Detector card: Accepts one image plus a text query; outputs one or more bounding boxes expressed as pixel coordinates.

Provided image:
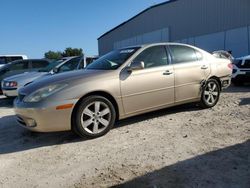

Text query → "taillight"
[228,63,233,69]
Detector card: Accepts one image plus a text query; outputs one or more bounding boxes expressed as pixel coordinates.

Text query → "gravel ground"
[0,86,249,188]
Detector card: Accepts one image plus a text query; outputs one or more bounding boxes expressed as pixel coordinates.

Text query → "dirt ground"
[0,86,249,188]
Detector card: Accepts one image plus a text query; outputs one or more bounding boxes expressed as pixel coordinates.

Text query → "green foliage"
[44,48,84,60]
[62,48,84,57]
[44,51,62,60]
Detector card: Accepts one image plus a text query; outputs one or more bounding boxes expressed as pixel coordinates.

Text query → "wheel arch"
[71,91,120,129]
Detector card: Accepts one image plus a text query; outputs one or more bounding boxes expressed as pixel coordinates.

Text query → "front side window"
[58,57,81,73]
[86,47,140,70]
[169,45,199,64]
[133,46,168,69]
[38,60,63,72]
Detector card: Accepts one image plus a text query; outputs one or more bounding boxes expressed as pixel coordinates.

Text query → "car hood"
[4,71,49,82]
[19,69,114,95]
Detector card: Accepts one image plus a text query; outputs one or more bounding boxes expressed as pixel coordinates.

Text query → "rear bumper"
[220,76,231,89]
[2,88,18,97]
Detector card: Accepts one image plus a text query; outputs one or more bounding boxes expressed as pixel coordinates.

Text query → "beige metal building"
[98,0,250,57]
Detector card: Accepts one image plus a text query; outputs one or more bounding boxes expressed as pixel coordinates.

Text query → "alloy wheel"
[204,82,219,105]
[80,101,111,134]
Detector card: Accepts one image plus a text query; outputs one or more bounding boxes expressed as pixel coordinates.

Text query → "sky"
[0,0,167,58]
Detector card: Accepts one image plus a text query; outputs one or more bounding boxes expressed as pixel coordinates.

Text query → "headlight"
[4,81,18,87]
[23,83,67,103]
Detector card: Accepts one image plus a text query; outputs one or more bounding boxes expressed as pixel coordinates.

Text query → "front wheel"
[200,79,220,108]
[73,96,116,138]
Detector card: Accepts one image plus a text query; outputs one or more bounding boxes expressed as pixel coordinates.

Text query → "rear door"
[168,45,210,103]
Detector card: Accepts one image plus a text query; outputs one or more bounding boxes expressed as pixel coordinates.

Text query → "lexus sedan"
[2,56,84,97]
[14,43,232,138]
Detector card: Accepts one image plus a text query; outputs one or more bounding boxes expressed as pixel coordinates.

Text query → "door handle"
[201,65,208,69]
[163,70,173,75]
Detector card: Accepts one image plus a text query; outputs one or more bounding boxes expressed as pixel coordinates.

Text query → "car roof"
[118,42,198,49]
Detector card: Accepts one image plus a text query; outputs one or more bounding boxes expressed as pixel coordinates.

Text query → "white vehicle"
[0,55,28,67]
[232,55,250,85]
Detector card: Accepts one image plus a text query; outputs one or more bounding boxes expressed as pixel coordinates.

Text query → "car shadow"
[116,103,202,128]
[113,140,250,188]
[239,98,250,106]
[0,96,15,108]
[0,115,82,154]
[224,85,250,93]
[0,103,202,155]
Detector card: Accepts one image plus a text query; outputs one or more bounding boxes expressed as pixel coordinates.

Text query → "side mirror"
[52,67,59,74]
[128,61,145,72]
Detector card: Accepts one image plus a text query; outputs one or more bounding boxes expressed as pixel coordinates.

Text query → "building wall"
[98,0,250,57]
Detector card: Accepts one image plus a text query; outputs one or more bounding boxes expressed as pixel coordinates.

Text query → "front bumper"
[14,98,78,132]
[2,88,18,97]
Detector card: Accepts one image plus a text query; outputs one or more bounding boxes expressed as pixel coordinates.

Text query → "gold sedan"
[14,43,232,138]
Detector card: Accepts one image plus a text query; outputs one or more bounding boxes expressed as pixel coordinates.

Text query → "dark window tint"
[0,57,6,64]
[0,56,23,65]
[31,60,50,69]
[7,56,23,62]
[58,57,81,73]
[243,59,250,68]
[133,46,168,69]
[169,45,198,64]
[9,61,29,70]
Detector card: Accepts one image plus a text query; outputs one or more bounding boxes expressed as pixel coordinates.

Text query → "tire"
[200,79,221,108]
[72,95,116,138]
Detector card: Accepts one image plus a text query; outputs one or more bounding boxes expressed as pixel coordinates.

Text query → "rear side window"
[9,61,29,70]
[31,60,50,69]
[133,46,168,69]
[169,45,199,64]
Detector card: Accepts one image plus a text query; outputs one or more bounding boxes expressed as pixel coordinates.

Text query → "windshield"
[38,59,65,72]
[86,47,140,70]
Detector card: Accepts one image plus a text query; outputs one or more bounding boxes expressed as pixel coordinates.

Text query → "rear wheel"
[73,95,116,138]
[200,79,220,108]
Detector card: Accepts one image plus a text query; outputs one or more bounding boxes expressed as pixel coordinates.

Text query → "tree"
[44,51,62,60]
[44,48,84,60]
[62,48,83,57]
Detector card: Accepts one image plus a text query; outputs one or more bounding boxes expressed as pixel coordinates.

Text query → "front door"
[120,45,175,116]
